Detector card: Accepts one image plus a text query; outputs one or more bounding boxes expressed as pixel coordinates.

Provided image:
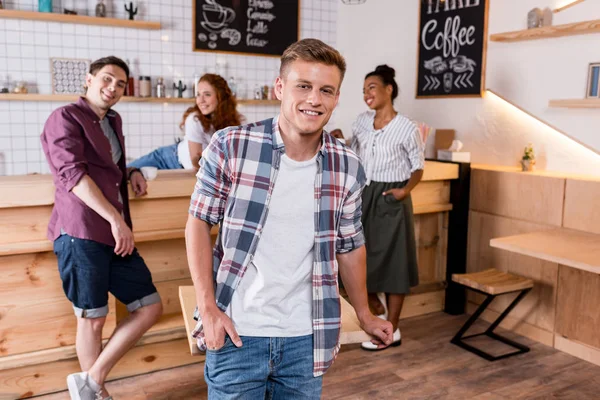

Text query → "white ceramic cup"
[140,166,158,181]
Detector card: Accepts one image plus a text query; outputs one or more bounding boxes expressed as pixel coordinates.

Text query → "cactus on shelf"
[124,1,138,20]
[173,80,187,98]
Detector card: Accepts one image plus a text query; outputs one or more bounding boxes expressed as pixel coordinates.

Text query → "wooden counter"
[467,166,600,368]
[490,229,600,274]
[0,160,458,398]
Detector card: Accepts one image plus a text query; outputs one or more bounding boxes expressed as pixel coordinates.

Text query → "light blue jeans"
[204,334,322,400]
[127,143,182,170]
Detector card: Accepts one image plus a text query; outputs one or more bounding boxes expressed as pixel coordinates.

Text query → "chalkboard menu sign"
[416,0,489,98]
[193,0,299,57]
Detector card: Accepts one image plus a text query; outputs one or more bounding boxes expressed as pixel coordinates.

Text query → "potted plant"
[521,143,535,172]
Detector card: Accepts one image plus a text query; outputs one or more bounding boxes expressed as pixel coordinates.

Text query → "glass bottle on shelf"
[228,77,237,98]
[193,73,200,97]
[253,84,262,100]
[156,77,165,98]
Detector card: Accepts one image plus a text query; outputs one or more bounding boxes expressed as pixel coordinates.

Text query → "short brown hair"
[89,56,129,81]
[280,38,346,83]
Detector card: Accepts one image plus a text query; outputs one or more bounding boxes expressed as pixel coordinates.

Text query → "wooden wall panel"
[0,197,190,247]
[155,279,194,316]
[415,213,442,283]
[130,198,190,233]
[555,266,600,349]
[0,206,51,244]
[563,179,600,235]
[467,211,559,333]
[0,252,116,356]
[137,239,190,282]
[412,181,450,206]
[469,169,565,226]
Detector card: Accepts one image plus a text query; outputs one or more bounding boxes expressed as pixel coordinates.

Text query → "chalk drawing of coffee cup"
[201,0,236,33]
[443,72,453,93]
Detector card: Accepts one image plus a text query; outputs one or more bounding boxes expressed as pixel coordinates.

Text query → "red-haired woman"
[128,74,242,171]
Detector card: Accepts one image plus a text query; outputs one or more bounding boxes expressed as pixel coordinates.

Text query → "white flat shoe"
[361,328,401,351]
[376,292,388,319]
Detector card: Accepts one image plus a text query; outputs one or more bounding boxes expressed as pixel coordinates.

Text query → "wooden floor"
[35,312,600,399]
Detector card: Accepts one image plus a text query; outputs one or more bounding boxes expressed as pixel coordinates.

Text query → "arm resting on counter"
[188,141,203,171]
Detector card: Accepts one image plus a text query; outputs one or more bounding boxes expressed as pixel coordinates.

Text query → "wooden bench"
[179,286,372,355]
[451,269,534,361]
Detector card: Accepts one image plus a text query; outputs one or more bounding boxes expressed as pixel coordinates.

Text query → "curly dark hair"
[180,74,242,133]
[365,64,398,102]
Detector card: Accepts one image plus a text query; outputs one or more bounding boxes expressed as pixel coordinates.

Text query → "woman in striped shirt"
[350,65,425,350]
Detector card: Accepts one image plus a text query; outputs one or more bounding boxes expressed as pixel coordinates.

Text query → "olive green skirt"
[362,180,419,294]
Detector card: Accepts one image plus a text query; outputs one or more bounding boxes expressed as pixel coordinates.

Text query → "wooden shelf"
[0,9,161,29]
[490,228,600,275]
[0,93,280,105]
[490,18,600,42]
[549,98,600,109]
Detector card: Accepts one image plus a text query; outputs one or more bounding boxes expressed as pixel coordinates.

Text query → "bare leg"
[76,316,105,371]
[367,293,386,316]
[386,294,405,332]
[75,316,111,395]
[88,302,163,387]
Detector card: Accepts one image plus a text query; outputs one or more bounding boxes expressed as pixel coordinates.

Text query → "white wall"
[0,0,339,175]
[336,0,600,175]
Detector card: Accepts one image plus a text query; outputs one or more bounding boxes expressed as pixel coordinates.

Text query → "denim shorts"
[54,234,161,318]
[204,334,322,399]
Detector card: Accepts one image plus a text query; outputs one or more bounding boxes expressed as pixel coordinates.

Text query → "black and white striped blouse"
[351,110,425,184]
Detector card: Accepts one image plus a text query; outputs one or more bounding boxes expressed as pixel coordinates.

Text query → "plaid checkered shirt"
[189,116,366,376]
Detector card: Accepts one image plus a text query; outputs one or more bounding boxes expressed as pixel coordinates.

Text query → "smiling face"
[196,80,218,115]
[275,59,341,138]
[363,75,393,110]
[84,64,127,112]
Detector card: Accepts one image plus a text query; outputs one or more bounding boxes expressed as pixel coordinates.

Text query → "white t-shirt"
[177,113,214,170]
[227,152,318,337]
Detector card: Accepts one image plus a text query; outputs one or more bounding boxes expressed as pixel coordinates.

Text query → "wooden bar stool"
[450,268,534,361]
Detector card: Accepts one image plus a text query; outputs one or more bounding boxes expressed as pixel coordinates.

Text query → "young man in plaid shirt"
[186,38,393,399]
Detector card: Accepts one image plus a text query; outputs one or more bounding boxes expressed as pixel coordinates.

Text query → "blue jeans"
[204,334,322,400]
[128,143,182,170]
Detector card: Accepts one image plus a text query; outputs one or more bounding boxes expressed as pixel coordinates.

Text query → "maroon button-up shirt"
[41,97,132,246]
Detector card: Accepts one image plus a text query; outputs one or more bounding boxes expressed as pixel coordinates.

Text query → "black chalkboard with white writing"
[193,0,299,57]
[416,0,488,98]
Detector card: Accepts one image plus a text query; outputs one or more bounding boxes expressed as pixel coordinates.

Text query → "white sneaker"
[360,328,402,351]
[66,372,105,400]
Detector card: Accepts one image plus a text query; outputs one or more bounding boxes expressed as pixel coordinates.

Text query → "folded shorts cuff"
[126,292,162,313]
[73,304,108,318]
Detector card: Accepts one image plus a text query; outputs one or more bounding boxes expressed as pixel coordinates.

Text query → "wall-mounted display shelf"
[0,93,280,105]
[490,18,600,42]
[549,99,600,109]
[0,9,161,30]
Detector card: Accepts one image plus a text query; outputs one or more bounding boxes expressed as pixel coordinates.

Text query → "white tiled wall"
[0,0,339,175]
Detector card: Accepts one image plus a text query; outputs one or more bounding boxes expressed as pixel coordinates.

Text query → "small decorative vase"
[521,159,535,172]
[39,0,52,13]
[95,0,107,17]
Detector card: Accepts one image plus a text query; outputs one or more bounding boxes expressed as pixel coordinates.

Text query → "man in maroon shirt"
[41,56,163,400]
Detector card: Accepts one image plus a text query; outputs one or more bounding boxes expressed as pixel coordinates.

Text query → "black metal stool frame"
[451,286,532,361]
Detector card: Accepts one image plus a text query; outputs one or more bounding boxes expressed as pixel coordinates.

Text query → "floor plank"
[34,312,600,400]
